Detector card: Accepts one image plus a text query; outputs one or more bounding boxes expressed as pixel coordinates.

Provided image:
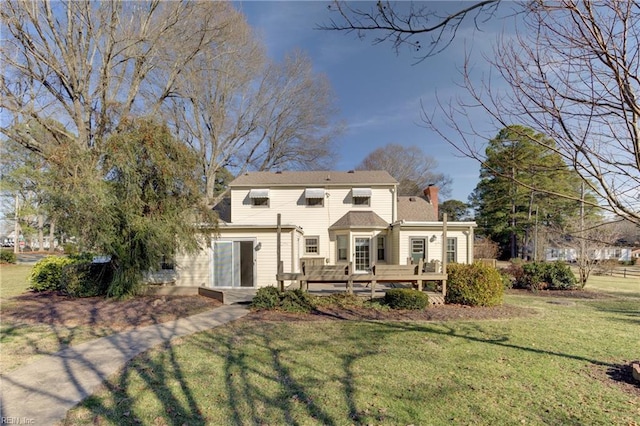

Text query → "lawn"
[585,273,640,297]
[0,263,32,298]
[64,283,640,425]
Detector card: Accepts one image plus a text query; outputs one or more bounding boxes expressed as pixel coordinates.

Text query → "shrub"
[29,256,75,291]
[62,243,78,255]
[520,262,548,291]
[446,263,504,307]
[251,287,316,313]
[385,288,429,310]
[314,293,363,308]
[0,249,17,264]
[251,286,282,310]
[519,262,577,290]
[279,289,316,313]
[62,261,113,297]
[502,261,525,289]
[499,271,514,289]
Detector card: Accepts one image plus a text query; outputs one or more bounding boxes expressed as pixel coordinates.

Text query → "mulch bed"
[2,291,221,330]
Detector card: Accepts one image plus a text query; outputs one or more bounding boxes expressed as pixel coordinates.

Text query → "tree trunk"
[38,214,44,251]
[48,220,56,253]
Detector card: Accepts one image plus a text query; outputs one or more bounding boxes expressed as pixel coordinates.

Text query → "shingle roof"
[230,170,397,186]
[213,197,231,223]
[329,211,390,230]
[397,196,437,221]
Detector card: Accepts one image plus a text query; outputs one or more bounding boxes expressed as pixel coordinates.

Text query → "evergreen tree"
[470,126,587,259]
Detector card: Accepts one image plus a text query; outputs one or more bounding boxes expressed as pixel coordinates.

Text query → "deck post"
[417,258,424,291]
[277,214,283,291]
[347,262,353,294]
[442,213,448,298]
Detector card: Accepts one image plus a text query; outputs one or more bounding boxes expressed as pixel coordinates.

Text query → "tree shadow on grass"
[1,294,221,424]
[606,361,640,391]
[586,299,640,326]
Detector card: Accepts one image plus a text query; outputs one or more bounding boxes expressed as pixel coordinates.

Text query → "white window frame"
[352,188,371,207]
[306,197,324,207]
[446,237,457,263]
[305,188,325,207]
[336,235,348,262]
[249,189,270,207]
[252,197,269,207]
[305,236,320,254]
[377,235,386,262]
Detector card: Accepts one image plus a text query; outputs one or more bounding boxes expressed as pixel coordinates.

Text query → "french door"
[354,237,371,272]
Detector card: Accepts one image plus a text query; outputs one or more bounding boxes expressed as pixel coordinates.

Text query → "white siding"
[174,229,302,288]
[174,247,210,288]
[397,227,473,265]
[230,185,394,267]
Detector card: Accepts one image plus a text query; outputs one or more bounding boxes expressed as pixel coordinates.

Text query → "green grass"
[65,290,640,424]
[585,273,640,298]
[0,264,32,298]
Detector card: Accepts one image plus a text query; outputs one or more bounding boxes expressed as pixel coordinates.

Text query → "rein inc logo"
[1,419,34,425]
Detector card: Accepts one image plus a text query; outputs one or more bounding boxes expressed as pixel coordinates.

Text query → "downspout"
[391,187,396,223]
[467,225,474,263]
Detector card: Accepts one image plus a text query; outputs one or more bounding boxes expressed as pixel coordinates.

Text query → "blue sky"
[237,1,514,202]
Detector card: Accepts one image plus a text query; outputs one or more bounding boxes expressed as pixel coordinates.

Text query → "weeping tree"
[97,119,214,297]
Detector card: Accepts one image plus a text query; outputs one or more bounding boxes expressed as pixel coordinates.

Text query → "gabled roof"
[397,196,437,221]
[329,211,390,230]
[230,170,397,186]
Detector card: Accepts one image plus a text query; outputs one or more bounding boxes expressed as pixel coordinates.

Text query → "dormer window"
[352,188,371,206]
[249,188,269,207]
[305,188,325,207]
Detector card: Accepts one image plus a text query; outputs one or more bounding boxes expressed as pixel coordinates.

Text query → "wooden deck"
[277,259,447,302]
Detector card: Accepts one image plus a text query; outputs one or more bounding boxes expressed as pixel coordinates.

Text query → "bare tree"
[166,43,342,205]
[320,1,501,62]
[322,1,639,224]
[1,1,342,208]
[551,219,622,288]
[356,143,451,196]
[422,1,640,225]
[0,1,236,162]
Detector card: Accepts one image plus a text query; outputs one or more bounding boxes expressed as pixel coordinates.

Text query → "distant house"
[169,170,476,289]
[545,247,633,263]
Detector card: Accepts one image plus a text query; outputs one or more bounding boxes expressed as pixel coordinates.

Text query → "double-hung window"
[249,189,269,207]
[352,188,371,206]
[336,235,348,261]
[305,188,325,207]
[446,237,457,263]
[377,235,386,261]
[305,237,319,254]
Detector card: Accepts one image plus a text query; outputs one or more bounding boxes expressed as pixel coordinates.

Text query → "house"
[170,170,477,289]
[545,246,633,263]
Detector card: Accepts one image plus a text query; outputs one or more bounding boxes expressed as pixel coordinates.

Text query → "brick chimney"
[423,185,439,219]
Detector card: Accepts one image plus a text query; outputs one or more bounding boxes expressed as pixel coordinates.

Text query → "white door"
[354,237,371,272]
